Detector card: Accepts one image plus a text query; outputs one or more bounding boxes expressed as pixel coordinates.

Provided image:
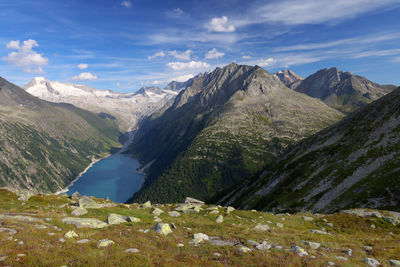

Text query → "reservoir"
[66,154,144,203]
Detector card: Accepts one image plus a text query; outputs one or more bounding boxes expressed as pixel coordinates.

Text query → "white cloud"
[6,40,20,50]
[2,39,48,73]
[77,63,88,69]
[168,49,192,60]
[253,0,400,25]
[71,72,98,81]
[121,0,131,8]
[205,48,225,59]
[148,51,166,60]
[166,61,210,71]
[256,58,276,67]
[394,56,400,63]
[169,74,194,82]
[242,55,251,59]
[207,16,235,32]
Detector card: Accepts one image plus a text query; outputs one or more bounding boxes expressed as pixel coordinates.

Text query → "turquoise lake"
[67,154,144,203]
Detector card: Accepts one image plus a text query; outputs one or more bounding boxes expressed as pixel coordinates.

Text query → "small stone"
[326,223,333,227]
[125,248,139,253]
[190,233,209,246]
[0,255,8,261]
[303,216,314,221]
[276,223,283,228]
[291,246,308,257]
[363,258,380,266]
[384,216,400,226]
[62,217,108,229]
[346,249,352,256]
[154,223,172,235]
[209,210,219,214]
[58,238,66,243]
[301,241,321,249]
[128,216,141,222]
[64,230,78,239]
[389,259,400,266]
[253,224,270,231]
[216,215,223,223]
[34,224,48,230]
[78,197,99,208]
[310,229,327,235]
[335,256,348,261]
[227,206,235,214]
[48,233,56,236]
[139,229,149,233]
[237,246,252,253]
[152,208,164,216]
[107,213,129,225]
[370,224,376,229]
[327,262,335,266]
[363,246,373,251]
[71,207,88,216]
[18,241,24,245]
[170,223,177,229]
[214,252,222,257]
[274,245,283,250]
[97,239,114,248]
[0,228,17,235]
[168,211,180,217]
[154,216,162,222]
[45,218,52,222]
[184,197,204,204]
[77,239,90,244]
[251,209,257,212]
[142,201,151,208]
[256,241,271,250]
[177,243,184,247]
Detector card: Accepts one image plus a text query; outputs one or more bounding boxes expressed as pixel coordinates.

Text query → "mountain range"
[284,68,396,113]
[217,85,400,212]
[273,69,303,89]
[24,77,180,131]
[127,63,343,203]
[0,77,120,193]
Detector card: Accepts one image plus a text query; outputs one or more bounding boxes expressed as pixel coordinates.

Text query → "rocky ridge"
[295,67,396,113]
[23,77,181,131]
[128,63,343,203]
[0,188,399,266]
[217,86,400,213]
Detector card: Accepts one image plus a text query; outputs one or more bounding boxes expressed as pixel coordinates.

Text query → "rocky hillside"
[0,189,399,266]
[273,69,303,89]
[0,77,120,193]
[295,68,396,113]
[24,77,179,131]
[127,63,343,203]
[217,86,400,213]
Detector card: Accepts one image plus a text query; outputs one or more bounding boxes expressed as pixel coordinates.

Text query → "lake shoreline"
[55,154,110,195]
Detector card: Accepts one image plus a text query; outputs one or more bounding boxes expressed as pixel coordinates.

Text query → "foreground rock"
[364,257,380,266]
[97,239,114,248]
[0,214,42,223]
[190,233,209,246]
[78,197,100,208]
[154,223,172,235]
[71,207,88,216]
[184,197,204,204]
[62,217,108,228]
[64,230,78,239]
[291,246,308,257]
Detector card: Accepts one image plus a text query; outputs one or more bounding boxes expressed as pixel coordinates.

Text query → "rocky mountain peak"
[273,69,304,89]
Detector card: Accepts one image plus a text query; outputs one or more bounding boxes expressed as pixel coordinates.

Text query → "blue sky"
[1,0,400,92]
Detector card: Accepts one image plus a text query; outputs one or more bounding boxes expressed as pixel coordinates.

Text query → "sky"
[0,0,400,92]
